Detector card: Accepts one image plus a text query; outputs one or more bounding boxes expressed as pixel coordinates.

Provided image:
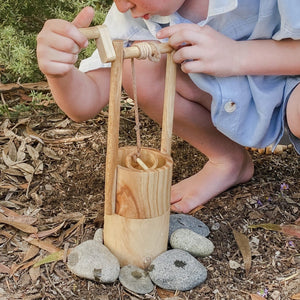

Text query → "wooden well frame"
[80,30,176,268]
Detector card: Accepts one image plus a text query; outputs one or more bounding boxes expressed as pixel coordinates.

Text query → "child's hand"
[157,24,240,77]
[36,7,94,78]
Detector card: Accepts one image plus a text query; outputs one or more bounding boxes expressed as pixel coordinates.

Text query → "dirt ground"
[0,86,299,300]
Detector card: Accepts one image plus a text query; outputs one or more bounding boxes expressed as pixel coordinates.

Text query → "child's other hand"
[157,24,240,77]
[37,7,94,78]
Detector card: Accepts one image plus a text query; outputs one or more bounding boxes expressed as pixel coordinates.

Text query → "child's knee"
[286,84,300,138]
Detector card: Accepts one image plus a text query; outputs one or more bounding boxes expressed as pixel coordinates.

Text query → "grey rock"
[169,214,210,240]
[67,240,120,282]
[119,265,154,294]
[170,228,214,257]
[148,249,207,291]
[93,228,103,244]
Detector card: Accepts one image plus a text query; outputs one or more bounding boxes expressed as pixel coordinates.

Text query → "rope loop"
[135,42,161,62]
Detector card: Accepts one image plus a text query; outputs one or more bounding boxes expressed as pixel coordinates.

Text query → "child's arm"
[157,24,300,77]
[37,7,110,122]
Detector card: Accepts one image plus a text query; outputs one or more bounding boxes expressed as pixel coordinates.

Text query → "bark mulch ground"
[0,86,299,299]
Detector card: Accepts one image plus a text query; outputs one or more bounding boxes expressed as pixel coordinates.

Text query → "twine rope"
[131,57,142,159]
[135,42,161,62]
[131,41,161,162]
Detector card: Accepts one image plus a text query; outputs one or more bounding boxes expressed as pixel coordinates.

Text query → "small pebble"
[119,265,154,294]
[169,214,210,240]
[148,249,207,291]
[229,260,241,270]
[67,240,120,282]
[170,228,214,257]
[270,290,281,300]
[211,222,220,231]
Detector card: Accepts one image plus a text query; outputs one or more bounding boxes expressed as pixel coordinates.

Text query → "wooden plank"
[161,51,176,155]
[104,40,124,215]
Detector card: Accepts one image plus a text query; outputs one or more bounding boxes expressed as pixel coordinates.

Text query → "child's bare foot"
[171,149,254,213]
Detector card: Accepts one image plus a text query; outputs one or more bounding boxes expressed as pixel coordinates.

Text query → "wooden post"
[161,51,176,155]
[104,40,124,215]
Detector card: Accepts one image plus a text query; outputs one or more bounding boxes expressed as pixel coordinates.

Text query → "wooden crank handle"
[79,25,173,62]
[79,25,116,63]
[78,25,105,39]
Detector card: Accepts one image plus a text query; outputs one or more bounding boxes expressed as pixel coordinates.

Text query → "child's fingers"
[72,6,95,29]
[157,23,201,40]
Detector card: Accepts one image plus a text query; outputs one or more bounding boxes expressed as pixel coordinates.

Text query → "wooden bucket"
[104,146,172,268]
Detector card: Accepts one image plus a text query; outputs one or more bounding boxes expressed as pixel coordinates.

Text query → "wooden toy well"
[80,28,176,269]
[104,41,176,269]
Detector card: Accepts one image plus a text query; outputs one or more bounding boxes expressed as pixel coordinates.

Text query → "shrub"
[0,0,112,83]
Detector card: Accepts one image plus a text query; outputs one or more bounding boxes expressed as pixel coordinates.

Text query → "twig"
[1,92,6,105]
[45,264,66,300]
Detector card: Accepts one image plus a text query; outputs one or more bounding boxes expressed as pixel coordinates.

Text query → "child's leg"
[122,57,254,213]
[286,84,300,139]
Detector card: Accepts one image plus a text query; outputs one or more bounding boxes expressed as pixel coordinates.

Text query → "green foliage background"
[0,0,112,83]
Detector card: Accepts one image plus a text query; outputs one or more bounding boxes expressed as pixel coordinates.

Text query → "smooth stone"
[93,228,103,244]
[169,214,210,240]
[170,228,214,257]
[67,240,120,283]
[119,265,154,294]
[148,249,207,291]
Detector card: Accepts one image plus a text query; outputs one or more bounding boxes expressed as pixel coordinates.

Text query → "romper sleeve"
[272,0,300,40]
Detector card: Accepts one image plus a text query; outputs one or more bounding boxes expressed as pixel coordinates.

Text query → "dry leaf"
[0,205,37,225]
[2,150,15,167]
[56,118,71,128]
[29,265,40,283]
[16,140,27,162]
[250,294,266,300]
[33,250,64,267]
[291,293,300,300]
[156,287,178,299]
[0,230,13,239]
[249,223,300,238]
[43,147,61,160]
[233,230,251,276]
[248,223,282,231]
[24,237,61,253]
[295,216,300,225]
[26,144,39,161]
[33,159,43,174]
[0,213,38,234]
[44,212,83,223]
[22,245,40,263]
[0,205,20,217]
[0,263,10,274]
[281,224,300,238]
[7,140,17,162]
[57,216,85,244]
[4,168,24,176]
[0,182,28,190]
[12,162,35,175]
[45,128,75,137]
[10,259,38,276]
[29,222,65,239]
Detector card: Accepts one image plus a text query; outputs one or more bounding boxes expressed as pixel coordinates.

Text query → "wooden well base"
[103,146,172,268]
[104,210,170,268]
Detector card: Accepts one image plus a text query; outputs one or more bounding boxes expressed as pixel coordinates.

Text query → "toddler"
[37,0,300,213]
